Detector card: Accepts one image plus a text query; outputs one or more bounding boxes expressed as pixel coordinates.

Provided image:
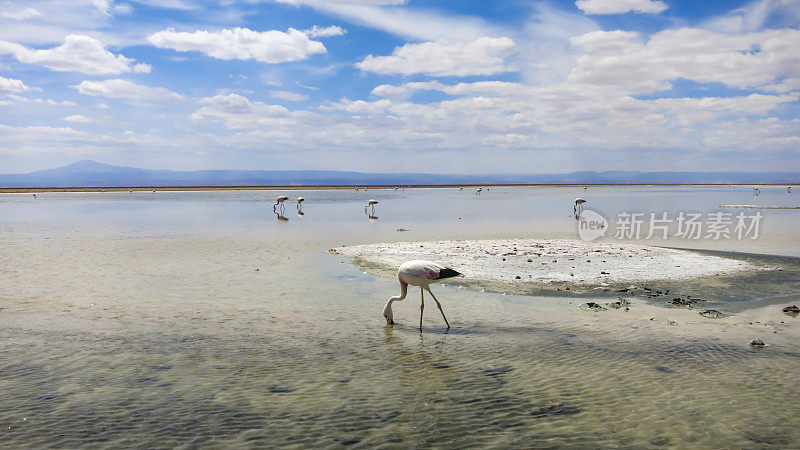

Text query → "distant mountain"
[0,160,798,188]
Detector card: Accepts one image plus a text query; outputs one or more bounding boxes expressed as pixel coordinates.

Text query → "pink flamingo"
[383,260,462,331]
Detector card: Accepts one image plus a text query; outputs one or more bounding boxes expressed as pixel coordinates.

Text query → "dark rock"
[782,305,800,317]
[581,302,607,312]
[749,338,765,347]
[699,309,723,319]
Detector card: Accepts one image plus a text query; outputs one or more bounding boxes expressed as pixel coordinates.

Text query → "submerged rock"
[605,298,630,309]
[580,302,607,312]
[749,338,766,348]
[699,309,724,319]
[782,305,800,317]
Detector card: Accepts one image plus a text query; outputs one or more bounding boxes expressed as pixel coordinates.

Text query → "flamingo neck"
[384,281,408,316]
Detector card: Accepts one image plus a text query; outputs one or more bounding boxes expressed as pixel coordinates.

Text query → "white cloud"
[372,81,521,99]
[302,25,346,38]
[1,7,42,20]
[704,0,800,33]
[0,35,147,75]
[75,79,184,102]
[277,0,501,41]
[192,94,291,128]
[568,28,800,92]
[63,114,94,123]
[357,37,516,77]
[270,90,309,101]
[0,76,28,94]
[147,27,326,63]
[575,0,668,15]
[322,98,392,114]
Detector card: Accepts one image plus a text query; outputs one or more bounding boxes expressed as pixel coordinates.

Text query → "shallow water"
[1,186,799,447]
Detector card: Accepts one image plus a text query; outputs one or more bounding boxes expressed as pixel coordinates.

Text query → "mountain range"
[1,161,798,188]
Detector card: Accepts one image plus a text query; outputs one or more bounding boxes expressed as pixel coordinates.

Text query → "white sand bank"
[330,239,755,286]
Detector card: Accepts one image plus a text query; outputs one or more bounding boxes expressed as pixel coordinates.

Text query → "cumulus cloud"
[0,35,149,75]
[270,90,309,101]
[1,7,42,20]
[75,79,184,102]
[568,28,800,92]
[192,93,291,128]
[302,25,346,38]
[63,114,93,123]
[372,81,521,99]
[147,27,326,63]
[322,98,392,114]
[356,37,516,77]
[0,76,29,94]
[575,0,668,15]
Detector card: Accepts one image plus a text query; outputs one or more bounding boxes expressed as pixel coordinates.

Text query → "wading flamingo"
[753,187,760,197]
[383,260,462,331]
[274,195,289,214]
[476,187,483,195]
[365,199,378,215]
[296,196,304,210]
[574,197,586,217]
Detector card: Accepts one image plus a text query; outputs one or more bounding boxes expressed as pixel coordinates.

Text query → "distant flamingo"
[574,197,586,217]
[296,196,304,209]
[789,186,792,193]
[476,187,483,195]
[274,195,289,213]
[753,187,760,197]
[365,199,378,215]
[383,260,462,331]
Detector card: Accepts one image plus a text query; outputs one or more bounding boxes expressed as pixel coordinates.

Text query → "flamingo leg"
[419,287,424,331]
[426,288,450,329]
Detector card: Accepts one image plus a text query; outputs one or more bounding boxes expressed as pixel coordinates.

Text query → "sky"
[0,0,799,174]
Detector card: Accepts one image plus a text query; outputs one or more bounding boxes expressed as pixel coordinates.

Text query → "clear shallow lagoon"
[1,186,799,447]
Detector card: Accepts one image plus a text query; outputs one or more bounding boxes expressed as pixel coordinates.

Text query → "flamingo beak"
[385,317,394,325]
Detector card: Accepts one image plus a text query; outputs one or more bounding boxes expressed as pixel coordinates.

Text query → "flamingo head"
[382,303,394,325]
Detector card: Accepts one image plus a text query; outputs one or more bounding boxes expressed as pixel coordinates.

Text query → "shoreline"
[1,183,797,193]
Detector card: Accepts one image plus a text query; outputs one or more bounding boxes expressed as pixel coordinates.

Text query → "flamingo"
[383,260,462,331]
[788,186,792,193]
[274,195,289,213]
[753,187,760,197]
[365,199,378,215]
[574,197,586,215]
[296,196,304,210]
[476,187,483,195]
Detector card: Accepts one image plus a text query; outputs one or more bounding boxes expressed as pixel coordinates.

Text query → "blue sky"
[0,0,798,174]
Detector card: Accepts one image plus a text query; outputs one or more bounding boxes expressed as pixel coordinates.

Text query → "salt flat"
[331,239,755,285]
